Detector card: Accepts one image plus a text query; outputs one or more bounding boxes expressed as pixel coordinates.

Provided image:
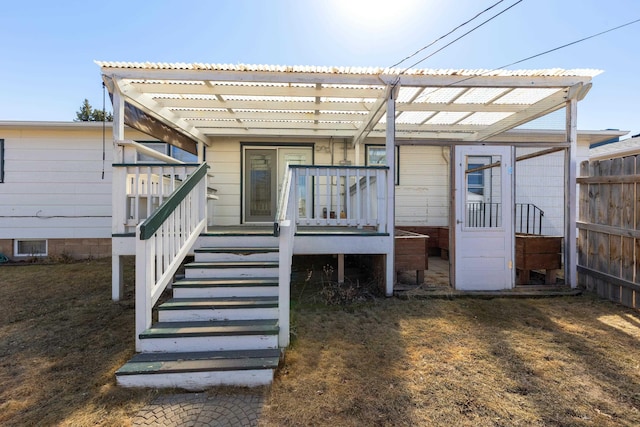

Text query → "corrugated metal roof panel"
[96,61,602,78]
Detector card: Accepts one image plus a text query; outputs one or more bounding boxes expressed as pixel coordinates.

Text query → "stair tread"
[173,277,279,287]
[195,247,279,253]
[186,261,279,268]
[140,319,279,338]
[117,349,281,375]
[158,297,278,310]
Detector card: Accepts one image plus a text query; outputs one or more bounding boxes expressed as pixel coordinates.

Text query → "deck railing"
[289,165,389,232]
[113,163,200,233]
[274,166,295,347]
[134,162,208,350]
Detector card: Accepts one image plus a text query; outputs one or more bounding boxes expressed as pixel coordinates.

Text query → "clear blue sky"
[1,0,639,136]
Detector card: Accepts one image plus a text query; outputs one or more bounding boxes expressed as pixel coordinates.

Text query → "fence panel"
[577,155,639,309]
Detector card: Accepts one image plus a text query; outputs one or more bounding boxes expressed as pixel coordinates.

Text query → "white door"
[454,145,514,290]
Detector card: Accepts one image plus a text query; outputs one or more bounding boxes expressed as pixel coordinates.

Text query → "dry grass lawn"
[0,258,156,426]
[1,259,639,426]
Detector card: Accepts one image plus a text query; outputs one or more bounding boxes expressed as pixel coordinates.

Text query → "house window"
[15,239,48,257]
[137,141,198,163]
[365,144,399,185]
[0,139,4,183]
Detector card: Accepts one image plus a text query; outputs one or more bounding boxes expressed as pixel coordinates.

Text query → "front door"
[454,145,514,290]
[243,146,312,223]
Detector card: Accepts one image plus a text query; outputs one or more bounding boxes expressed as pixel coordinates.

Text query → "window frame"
[365,144,399,185]
[14,239,48,257]
[466,156,491,197]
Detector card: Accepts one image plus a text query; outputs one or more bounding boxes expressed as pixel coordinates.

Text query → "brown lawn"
[0,259,638,426]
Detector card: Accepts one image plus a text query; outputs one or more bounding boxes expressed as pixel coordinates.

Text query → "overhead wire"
[389,0,509,69]
[439,16,640,89]
[398,0,524,74]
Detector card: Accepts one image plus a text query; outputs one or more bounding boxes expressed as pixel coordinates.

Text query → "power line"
[494,17,640,70]
[389,0,509,69]
[399,0,524,74]
[442,16,640,88]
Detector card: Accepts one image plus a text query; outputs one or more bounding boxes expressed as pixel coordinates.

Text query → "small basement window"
[14,239,48,257]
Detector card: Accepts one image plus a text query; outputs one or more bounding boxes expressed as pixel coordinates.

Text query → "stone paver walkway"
[132,391,264,426]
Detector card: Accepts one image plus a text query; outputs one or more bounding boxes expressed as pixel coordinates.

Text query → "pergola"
[98,61,603,288]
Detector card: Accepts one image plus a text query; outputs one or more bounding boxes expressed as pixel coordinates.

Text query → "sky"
[1,0,639,137]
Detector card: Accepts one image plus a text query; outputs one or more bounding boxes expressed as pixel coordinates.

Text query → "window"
[467,156,491,196]
[0,139,4,182]
[365,144,399,185]
[137,141,198,163]
[15,239,47,257]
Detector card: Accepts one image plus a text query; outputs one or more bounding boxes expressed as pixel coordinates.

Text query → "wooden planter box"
[515,234,562,285]
[395,229,429,285]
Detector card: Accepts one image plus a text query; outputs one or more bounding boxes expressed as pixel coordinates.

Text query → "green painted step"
[157,296,278,311]
[185,261,279,269]
[139,319,279,339]
[116,349,282,375]
[172,278,279,288]
[194,247,278,253]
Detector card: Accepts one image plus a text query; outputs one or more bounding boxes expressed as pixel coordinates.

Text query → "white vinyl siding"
[515,147,564,236]
[0,128,114,240]
[394,145,449,226]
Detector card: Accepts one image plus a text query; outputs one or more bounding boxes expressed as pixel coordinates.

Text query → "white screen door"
[454,145,514,290]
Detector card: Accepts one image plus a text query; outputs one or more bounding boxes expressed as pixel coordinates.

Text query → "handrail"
[274,164,294,237]
[139,163,208,239]
[516,203,544,235]
[134,162,208,351]
[117,140,185,164]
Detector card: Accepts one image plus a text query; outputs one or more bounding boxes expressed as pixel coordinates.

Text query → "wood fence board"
[611,158,623,228]
[621,287,634,308]
[609,234,622,277]
[622,157,635,229]
[621,236,634,282]
[598,159,611,226]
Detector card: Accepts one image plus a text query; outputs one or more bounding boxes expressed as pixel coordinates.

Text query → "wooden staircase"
[116,232,283,390]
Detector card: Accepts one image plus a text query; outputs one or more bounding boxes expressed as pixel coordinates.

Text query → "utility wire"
[399,0,524,74]
[442,16,640,88]
[389,0,508,69]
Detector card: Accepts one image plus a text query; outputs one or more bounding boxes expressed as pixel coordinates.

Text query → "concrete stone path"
[132,391,265,426]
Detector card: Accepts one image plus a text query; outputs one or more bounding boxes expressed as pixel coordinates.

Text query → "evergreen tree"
[74,99,113,122]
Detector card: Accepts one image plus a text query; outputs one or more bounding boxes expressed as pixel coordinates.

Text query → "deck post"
[337,253,345,284]
[385,83,398,296]
[565,98,578,288]
[111,86,126,301]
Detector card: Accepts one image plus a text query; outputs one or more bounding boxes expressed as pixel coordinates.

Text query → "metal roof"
[97,61,601,146]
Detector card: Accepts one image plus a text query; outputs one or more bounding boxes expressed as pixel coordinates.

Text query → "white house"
[1,62,625,389]
[0,122,189,260]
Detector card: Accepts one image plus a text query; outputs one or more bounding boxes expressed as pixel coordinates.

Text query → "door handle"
[457,220,463,224]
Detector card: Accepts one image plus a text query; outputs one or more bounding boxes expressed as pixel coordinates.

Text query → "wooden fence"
[577,156,639,309]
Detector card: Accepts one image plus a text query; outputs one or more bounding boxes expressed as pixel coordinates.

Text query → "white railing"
[275,166,295,347]
[113,164,200,233]
[134,163,208,350]
[291,165,389,232]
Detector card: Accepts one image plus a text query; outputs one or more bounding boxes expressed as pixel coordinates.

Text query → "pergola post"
[111,86,126,301]
[385,84,398,296]
[565,98,578,288]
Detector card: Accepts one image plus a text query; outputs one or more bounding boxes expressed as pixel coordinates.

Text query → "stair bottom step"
[116,349,282,390]
[117,368,276,390]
